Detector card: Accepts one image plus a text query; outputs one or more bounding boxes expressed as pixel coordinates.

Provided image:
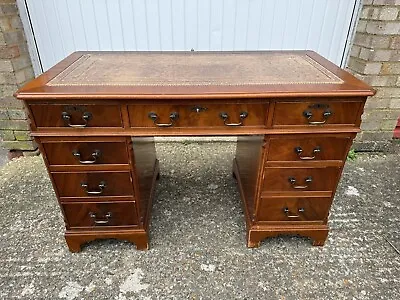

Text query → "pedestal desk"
[15,51,375,252]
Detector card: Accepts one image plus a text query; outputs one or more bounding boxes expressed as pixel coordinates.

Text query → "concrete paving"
[0,142,399,299]
[0,146,8,168]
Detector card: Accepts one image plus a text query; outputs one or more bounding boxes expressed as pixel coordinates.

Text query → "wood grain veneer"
[15,51,375,251]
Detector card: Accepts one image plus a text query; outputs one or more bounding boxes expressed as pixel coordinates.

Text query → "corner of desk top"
[14,51,85,100]
[304,51,376,97]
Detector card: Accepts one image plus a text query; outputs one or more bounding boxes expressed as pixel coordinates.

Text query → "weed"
[347,149,357,161]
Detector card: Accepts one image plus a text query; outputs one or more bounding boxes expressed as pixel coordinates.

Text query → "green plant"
[347,149,357,161]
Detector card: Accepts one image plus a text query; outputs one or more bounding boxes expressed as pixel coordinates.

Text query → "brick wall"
[0,0,35,152]
[347,0,400,151]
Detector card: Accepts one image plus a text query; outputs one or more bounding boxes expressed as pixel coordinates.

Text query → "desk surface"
[47,52,343,86]
[16,51,374,100]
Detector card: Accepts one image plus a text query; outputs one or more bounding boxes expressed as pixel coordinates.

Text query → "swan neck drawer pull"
[148,112,179,127]
[219,111,248,126]
[303,109,332,125]
[81,180,107,195]
[89,212,112,225]
[72,149,101,164]
[62,111,92,128]
[288,176,312,189]
[294,146,321,160]
[283,207,305,218]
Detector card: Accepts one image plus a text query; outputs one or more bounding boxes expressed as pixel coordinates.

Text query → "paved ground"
[0,142,399,299]
[0,146,8,167]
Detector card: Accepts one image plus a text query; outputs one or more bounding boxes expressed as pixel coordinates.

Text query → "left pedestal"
[37,134,159,252]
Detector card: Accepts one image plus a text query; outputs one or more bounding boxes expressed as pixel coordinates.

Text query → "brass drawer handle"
[72,149,101,164]
[294,146,321,160]
[219,111,248,126]
[283,207,305,218]
[303,109,332,125]
[288,176,312,189]
[62,111,92,128]
[148,112,179,127]
[89,212,112,225]
[81,180,107,195]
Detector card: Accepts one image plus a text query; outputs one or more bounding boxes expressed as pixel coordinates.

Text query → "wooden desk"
[15,51,375,251]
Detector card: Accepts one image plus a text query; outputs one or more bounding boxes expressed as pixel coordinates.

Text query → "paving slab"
[0,147,8,168]
[0,142,399,300]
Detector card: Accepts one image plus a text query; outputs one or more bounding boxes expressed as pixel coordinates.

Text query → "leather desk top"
[15,51,375,100]
[47,52,343,86]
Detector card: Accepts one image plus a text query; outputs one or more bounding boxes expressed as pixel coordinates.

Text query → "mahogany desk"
[15,51,375,252]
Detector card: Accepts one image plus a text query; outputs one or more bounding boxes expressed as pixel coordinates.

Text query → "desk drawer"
[272,100,362,127]
[52,171,134,198]
[257,197,331,222]
[30,104,122,128]
[266,135,351,162]
[262,167,339,193]
[43,141,129,166]
[128,103,267,128]
[63,202,138,228]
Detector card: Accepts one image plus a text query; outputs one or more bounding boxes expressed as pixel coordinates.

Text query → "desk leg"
[247,227,329,247]
[64,230,150,252]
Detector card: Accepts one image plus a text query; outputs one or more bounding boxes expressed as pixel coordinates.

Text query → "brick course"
[348,1,400,151]
[0,0,35,152]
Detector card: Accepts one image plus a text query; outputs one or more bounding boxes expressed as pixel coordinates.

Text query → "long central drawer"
[128,103,268,128]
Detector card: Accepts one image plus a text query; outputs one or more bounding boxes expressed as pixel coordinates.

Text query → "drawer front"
[128,103,267,128]
[266,135,351,162]
[52,171,134,198]
[63,202,138,228]
[30,104,122,128]
[272,101,362,126]
[43,141,129,166]
[262,167,340,192]
[257,197,331,222]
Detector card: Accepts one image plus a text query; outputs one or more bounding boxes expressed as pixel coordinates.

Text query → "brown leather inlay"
[47,52,343,87]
